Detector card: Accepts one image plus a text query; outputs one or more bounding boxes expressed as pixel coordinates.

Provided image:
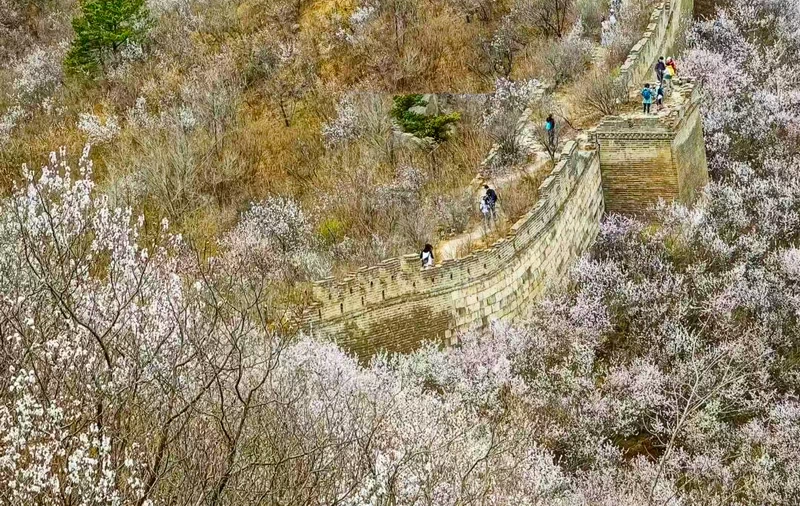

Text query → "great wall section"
[303,0,708,359]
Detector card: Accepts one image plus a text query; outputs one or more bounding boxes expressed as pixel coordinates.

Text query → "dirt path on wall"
[437,154,551,260]
[436,45,609,261]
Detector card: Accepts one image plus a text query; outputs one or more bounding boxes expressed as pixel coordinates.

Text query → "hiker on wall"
[641,83,653,114]
[656,82,665,111]
[484,185,498,221]
[601,16,611,46]
[655,56,666,83]
[666,57,678,75]
[545,114,556,149]
[663,57,676,94]
[480,195,491,229]
[421,243,435,268]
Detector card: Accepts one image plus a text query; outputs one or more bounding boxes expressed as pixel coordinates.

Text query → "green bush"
[65,0,150,76]
[390,94,461,143]
[317,217,347,245]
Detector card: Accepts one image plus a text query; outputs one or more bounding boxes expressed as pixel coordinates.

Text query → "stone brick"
[597,83,708,215]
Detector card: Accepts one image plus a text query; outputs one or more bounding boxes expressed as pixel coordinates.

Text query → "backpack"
[642,88,652,101]
[486,189,498,205]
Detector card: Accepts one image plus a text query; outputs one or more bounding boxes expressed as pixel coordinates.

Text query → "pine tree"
[64,0,149,76]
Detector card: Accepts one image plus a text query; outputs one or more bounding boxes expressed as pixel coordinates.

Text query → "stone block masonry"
[301,0,708,360]
[595,81,708,215]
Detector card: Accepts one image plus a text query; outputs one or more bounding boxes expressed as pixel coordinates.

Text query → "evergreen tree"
[64,0,149,76]
[390,94,461,143]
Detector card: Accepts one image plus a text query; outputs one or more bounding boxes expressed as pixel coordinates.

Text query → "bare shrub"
[106,90,255,225]
[515,0,575,39]
[577,0,607,41]
[577,70,626,116]
[434,190,475,234]
[125,122,208,219]
[474,16,519,80]
[482,78,542,173]
[604,26,636,68]
[447,0,497,23]
[501,167,549,221]
[537,23,593,86]
[246,35,316,127]
[354,93,396,164]
[355,0,446,90]
[604,0,660,69]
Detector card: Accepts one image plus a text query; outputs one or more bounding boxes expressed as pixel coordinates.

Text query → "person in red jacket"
[666,57,678,76]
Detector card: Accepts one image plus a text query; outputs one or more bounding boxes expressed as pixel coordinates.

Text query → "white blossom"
[12,45,65,101]
[322,94,360,147]
[77,113,120,144]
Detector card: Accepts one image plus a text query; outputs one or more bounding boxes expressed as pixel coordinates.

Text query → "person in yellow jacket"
[663,59,675,94]
[666,57,678,75]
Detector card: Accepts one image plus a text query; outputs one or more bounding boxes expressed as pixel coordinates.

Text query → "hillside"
[1,0,659,277]
[3,0,800,504]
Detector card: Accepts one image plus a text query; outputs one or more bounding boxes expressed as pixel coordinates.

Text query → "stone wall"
[617,0,693,94]
[594,81,708,215]
[301,0,705,360]
[671,86,709,204]
[303,140,603,359]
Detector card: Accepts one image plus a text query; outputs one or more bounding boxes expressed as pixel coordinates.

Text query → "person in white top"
[481,195,492,228]
[420,243,435,268]
[601,17,611,47]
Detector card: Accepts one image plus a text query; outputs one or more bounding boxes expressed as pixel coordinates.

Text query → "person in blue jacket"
[641,83,653,114]
[545,114,556,148]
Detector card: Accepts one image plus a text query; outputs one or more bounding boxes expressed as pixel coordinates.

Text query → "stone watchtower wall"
[302,0,707,359]
[595,81,708,214]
